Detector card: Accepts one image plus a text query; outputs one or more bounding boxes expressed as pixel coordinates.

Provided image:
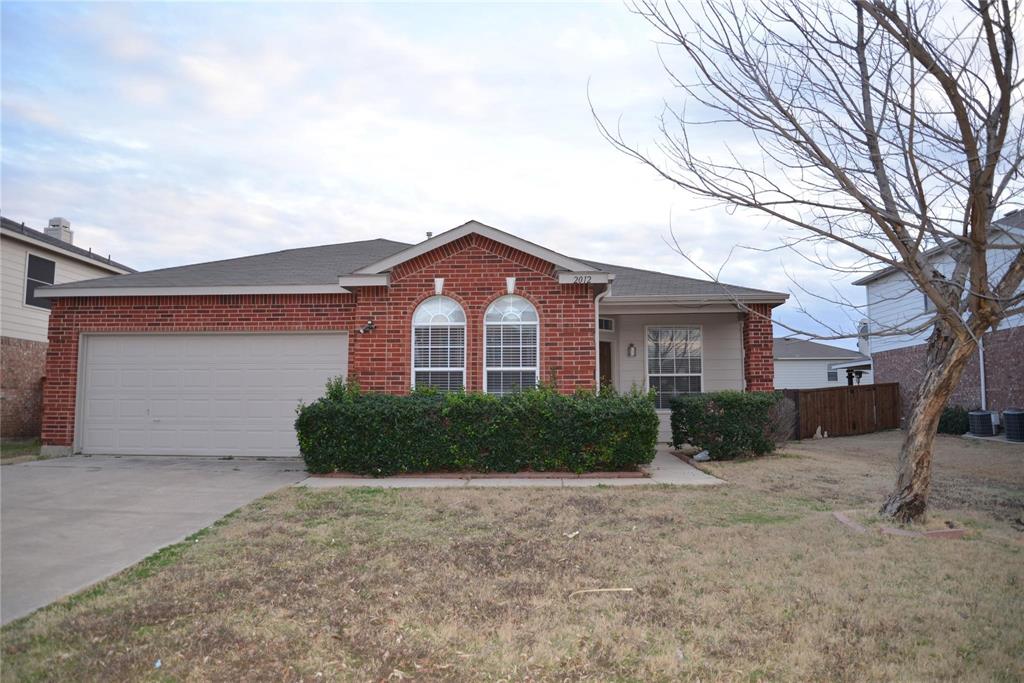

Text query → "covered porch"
[596,298,777,442]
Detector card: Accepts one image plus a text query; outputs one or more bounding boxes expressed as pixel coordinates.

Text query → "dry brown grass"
[2,431,1022,682]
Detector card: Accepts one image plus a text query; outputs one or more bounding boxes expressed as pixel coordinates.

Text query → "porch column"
[742,303,775,391]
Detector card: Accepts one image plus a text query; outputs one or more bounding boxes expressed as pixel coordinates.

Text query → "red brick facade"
[742,303,775,391]
[873,325,1023,415]
[41,235,599,448]
[1,336,49,437]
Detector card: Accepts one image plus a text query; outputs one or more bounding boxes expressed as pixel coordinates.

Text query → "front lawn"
[2,433,1022,681]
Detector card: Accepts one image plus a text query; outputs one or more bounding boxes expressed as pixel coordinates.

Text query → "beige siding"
[1,235,120,342]
[612,312,745,393]
[608,312,744,442]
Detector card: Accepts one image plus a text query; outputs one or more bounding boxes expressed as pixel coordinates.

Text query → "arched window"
[412,296,466,392]
[484,295,539,394]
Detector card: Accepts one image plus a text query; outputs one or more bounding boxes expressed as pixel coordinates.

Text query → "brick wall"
[1,336,48,437]
[349,233,596,393]
[42,235,598,448]
[742,303,775,391]
[873,325,1023,415]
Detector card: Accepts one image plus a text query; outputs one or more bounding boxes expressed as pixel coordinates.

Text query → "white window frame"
[644,325,704,411]
[483,295,540,395]
[598,317,615,331]
[24,251,56,311]
[827,369,839,382]
[411,296,466,392]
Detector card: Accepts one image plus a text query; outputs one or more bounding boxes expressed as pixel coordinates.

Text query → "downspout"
[978,336,987,411]
[594,286,611,392]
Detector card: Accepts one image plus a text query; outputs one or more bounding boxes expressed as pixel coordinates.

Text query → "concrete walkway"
[1,455,306,625]
[299,445,722,489]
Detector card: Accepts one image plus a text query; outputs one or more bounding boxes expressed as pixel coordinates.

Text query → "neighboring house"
[773,338,873,389]
[1,217,133,438]
[854,210,1023,415]
[36,220,787,457]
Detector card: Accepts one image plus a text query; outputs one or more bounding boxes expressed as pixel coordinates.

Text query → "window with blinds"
[484,295,539,395]
[412,296,466,392]
[647,327,702,409]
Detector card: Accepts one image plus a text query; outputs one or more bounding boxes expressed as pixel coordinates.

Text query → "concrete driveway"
[1,455,307,625]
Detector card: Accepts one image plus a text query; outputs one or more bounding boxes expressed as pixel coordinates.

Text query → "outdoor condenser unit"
[968,410,997,437]
[1003,409,1024,442]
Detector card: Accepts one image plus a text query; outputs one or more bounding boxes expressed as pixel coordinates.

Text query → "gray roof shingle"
[588,260,783,299]
[42,238,411,290]
[773,338,866,360]
[41,230,787,301]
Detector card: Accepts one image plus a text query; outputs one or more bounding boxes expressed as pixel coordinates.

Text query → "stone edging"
[313,469,649,480]
[832,511,966,539]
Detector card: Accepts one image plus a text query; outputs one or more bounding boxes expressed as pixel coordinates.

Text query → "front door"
[599,341,613,388]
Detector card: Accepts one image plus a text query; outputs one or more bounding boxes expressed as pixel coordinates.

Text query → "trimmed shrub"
[937,405,971,435]
[670,391,782,460]
[295,382,659,475]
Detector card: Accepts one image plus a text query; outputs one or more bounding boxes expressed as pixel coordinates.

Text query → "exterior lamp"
[627,343,637,358]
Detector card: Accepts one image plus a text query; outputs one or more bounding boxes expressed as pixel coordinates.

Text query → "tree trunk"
[880,328,978,523]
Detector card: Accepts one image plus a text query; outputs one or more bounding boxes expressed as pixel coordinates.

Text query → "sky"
[1,2,867,347]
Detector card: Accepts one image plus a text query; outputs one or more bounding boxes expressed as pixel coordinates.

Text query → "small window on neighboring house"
[827,370,839,382]
[25,254,55,310]
[923,293,936,313]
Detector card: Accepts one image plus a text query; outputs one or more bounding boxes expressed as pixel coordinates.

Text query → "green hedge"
[295,380,659,475]
[937,405,971,435]
[670,390,781,460]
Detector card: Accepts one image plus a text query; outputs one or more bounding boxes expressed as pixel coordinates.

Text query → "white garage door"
[79,333,347,457]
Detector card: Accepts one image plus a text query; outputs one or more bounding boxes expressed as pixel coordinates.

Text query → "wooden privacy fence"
[783,383,900,440]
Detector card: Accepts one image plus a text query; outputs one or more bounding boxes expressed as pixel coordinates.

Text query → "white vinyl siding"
[484,295,539,395]
[412,296,466,392]
[1,234,125,342]
[78,333,347,457]
[774,359,874,389]
[864,229,1023,354]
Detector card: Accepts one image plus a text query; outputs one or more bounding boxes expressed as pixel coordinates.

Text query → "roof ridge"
[1,215,135,272]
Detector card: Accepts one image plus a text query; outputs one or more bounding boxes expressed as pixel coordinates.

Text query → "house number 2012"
[573,275,592,284]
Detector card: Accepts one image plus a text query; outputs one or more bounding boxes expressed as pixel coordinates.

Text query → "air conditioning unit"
[1003,409,1024,442]
[968,410,998,437]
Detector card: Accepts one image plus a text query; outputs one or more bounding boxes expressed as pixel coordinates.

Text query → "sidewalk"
[297,445,723,489]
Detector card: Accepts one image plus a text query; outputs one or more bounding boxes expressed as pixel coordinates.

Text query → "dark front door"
[599,341,613,388]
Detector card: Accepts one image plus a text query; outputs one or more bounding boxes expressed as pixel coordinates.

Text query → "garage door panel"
[117,400,149,419]
[80,333,347,457]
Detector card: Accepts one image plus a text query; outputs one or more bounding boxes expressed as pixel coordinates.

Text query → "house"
[854,210,1023,415]
[1,216,133,438]
[773,338,873,389]
[36,220,788,457]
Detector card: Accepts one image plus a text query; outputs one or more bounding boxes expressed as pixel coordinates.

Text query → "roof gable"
[353,220,599,275]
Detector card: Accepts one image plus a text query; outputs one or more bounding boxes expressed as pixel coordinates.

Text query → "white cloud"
[1,2,873,342]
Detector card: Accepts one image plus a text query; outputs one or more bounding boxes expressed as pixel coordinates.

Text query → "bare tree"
[598,0,1023,522]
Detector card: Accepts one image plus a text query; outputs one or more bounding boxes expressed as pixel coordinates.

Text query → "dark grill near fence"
[783,383,900,440]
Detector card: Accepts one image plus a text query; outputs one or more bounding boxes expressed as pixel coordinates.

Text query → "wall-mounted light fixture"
[357,320,376,334]
[627,343,637,358]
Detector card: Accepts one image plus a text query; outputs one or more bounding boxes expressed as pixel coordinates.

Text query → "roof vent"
[45,217,73,244]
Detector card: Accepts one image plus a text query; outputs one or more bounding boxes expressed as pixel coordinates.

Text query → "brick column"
[742,303,775,391]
